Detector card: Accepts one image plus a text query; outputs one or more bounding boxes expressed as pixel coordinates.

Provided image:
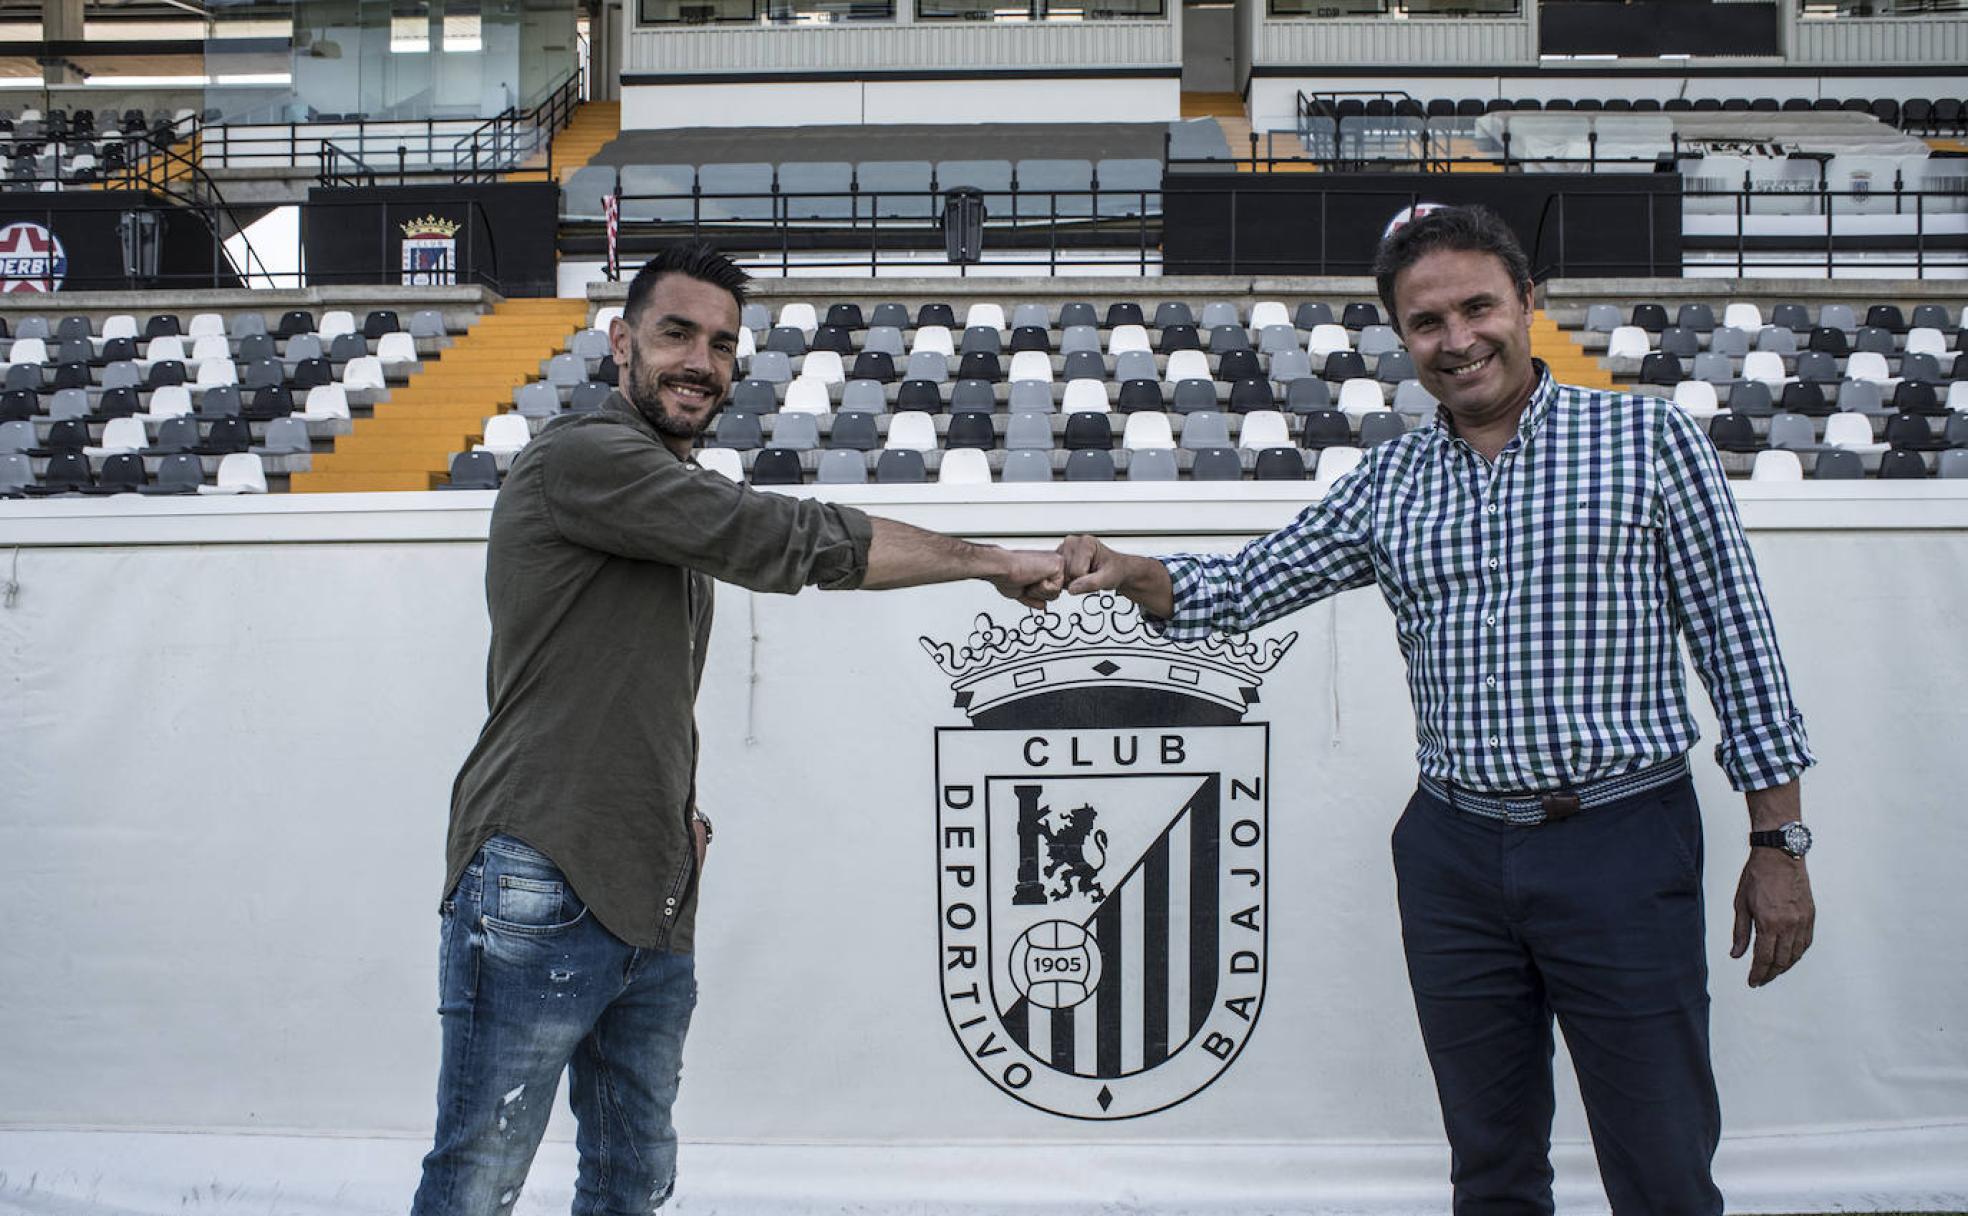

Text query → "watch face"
[1780,821,1813,857]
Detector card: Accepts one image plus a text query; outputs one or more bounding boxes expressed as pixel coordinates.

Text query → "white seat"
[1163,350,1210,383]
[1108,324,1151,356]
[141,335,185,366]
[1722,303,1763,332]
[910,326,954,358]
[83,415,148,457]
[139,385,193,423]
[1337,378,1385,419]
[319,310,357,340]
[1949,381,1968,413]
[1606,325,1652,360]
[300,384,350,420]
[884,411,937,452]
[1750,449,1804,482]
[1315,444,1364,482]
[1307,324,1351,359]
[187,313,226,339]
[101,314,138,342]
[196,451,267,495]
[1741,351,1790,390]
[1672,381,1721,420]
[1823,412,1887,454]
[593,306,625,332]
[6,337,46,366]
[1905,327,1946,358]
[781,378,832,415]
[798,350,844,386]
[1249,301,1290,331]
[376,331,418,365]
[777,303,818,337]
[341,355,386,392]
[963,303,1006,332]
[1061,379,1110,414]
[477,413,532,456]
[1008,350,1053,383]
[1843,351,1892,384]
[692,446,742,482]
[195,358,238,389]
[736,328,756,360]
[1237,410,1291,452]
[937,447,992,485]
[1121,411,1175,451]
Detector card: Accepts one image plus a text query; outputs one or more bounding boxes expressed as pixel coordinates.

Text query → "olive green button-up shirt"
[444,393,873,950]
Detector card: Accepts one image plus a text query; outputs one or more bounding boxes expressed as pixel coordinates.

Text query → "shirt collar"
[1430,359,1558,455]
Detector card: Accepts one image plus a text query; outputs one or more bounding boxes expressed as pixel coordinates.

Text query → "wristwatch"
[1749,820,1811,858]
[692,809,714,845]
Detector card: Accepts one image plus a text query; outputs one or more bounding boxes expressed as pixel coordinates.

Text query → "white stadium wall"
[2,487,1966,1214]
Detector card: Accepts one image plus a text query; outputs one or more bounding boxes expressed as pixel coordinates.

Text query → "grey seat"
[1208,325,1253,353]
[0,451,29,495]
[619,164,697,223]
[1710,327,1751,357]
[230,313,268,339]
[1126,447,1179,481]
[815,448,867,484]
[1064,449,1116,481]
[1812,449,1864,479]
[1011,303,1050,331]
[778,161,854,221]
[1173,379,1218,413]
[767,412,821,451]
[1584,304,1623,333]
[410,310,448,339]
[48,388,89,421]
[1096,158,1162,218]
[698,162,775,222]
[741,303,772,333]
[1837,379,1888,416]
[829,411,881,451]
[1294,302,1335,329]
[1190,447,1244,481]
[1375,352,1416,383]
[1357,325,1403,358]
[1756,327,1799,355]
[1258,325,1300,355]
[253,416,312,456]
[856,161,934,220]
[1004,412,1054,451]
[1113,350,1158,383]
[1007,380,1053,413]
[1692,352,1735,384]
[284,333,325,363]
[903,351,949,383]
[875,448,927,483]
[710,411,763,450]
[1767,412,1817,450]
[1269,350,1314,383]
[731,379,778,412]
[747,351,793,384]
[544,352,586,387]
[101,361,141,390]
[1358,411,1407,447]
[861,326,905,357]
[1060,325,1101,356]
[840,381,887,413]
[1818,303,1857,332]
[1013,159,1093,219]
[562,165,616,220]
[1000,449,1054,482]
[1178,411,1231,451]
[569,382,611,413]
[515,381,562,418]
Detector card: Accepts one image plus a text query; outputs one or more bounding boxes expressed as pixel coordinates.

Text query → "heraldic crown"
[920,593,1296,728]
[400,214,462,239]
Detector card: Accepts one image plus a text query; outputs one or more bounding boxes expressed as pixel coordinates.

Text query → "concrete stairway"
[509,100,621,185]
[1532,309,1616,391]
[288,298,591,493]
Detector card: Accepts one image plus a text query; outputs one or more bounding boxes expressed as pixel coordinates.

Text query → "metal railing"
[452,72,582,186]
[318,142,380,189]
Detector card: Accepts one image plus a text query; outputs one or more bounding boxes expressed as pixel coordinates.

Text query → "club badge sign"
[400,214,460,286]
[923,595,1297,1120]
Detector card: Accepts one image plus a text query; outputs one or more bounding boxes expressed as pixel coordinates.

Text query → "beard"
[622,346,723,443]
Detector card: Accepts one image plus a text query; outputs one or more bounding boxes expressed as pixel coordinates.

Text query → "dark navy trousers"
[1392,776,1724,1216]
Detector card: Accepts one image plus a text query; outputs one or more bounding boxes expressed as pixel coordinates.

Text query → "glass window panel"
[917,0,1162,19]
[1268,0,1518,15]
[638,0,897,23]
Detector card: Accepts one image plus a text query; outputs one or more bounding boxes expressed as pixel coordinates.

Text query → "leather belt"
[1418,756,1690,827]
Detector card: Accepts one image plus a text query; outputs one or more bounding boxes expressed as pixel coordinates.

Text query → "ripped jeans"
[411,834,697,1216]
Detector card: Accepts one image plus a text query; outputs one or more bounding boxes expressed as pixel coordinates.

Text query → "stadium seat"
[1812,449,1864,480]
[697,447,751,483]
[197,452,267,495]
[815,449,868,484]
[1126,448,1178,482]
[938,448,991,485]
[1064,449,1116,482]
[1316,445,1364,481]
[1750,449,1804,482]
[749,448,805,486]
[477,414,532,458]
[440,451,502,490]
[875,448,927,483]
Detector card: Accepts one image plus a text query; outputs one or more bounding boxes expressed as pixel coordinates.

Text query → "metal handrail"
[451,71,582,185]
[318,141,380,188]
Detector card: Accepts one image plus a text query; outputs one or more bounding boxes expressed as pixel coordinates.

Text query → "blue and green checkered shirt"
[1160,365,1814,794]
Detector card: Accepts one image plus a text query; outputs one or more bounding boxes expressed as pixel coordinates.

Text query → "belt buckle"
[1539,790,1581,824]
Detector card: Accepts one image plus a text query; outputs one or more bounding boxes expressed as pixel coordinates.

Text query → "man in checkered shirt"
[1061,206,1815,1214]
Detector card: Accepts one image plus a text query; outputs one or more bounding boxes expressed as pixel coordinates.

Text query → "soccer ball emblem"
[1008,919,1103,1010]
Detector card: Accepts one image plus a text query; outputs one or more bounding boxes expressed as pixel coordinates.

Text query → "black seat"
[1869,98,1901,127]
[896,379,942,411]
[874,448,926,483]
[291,358,334,389]
[1812,449,1864,480]
[145,361,186,390]
[1664,98,1694,113]
[1729,381,1774,418]
[915,303,956,328]
[1158,324,1201,354]
[869,303,909,329]
[1009,325,1050,354]
[1793,352,1841,385]
[1807,327,1850,356]
[809,326,854,356]
[329,333,367,363]
[1640,353,1685,385]
[1770,303,1812,333]
[362,310,400,339]
[765,327,806,356]
[24,450,91,495]
[1294,302,1335,330]
[1061,351,1106,382]
[1190,448,1243,481]
[1780,381,1832,417]
[1885,412,1942,450]
[0,389,32,421]
[1300,409,1351,449]
[1216,350,1262,382]
[1253,447,1308,480]
[850,351,896,383]
[92,386,141,420]
[957,352,1003,383]
[1057,302,1098,329]
[144,314,181,339]
[1104,302,1145,328]
[1322,351,1367,381]
[1063,411,1113,450]
[276,310,315,338]
[247,385,294,421]
[1864,304,1908,334]
[1117,379,1163,412]
[1707,413,1762,453]
[1229,377,1276,412]
[945,410,995,450]
[1893,382,1943,416]
[1341,302,1381,329]
[50,362,89,391]
[1675,304,1716,333]
[26,417,89,456]
[823,303,864,331]
[440,451,501,490]
[194,416,251,455]
[1876,450,1928,479]
[1630,303,1670,331]
[829,411,880,451]
[748,448,804,485]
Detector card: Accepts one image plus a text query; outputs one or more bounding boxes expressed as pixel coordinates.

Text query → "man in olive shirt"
[411,243,1062,1214]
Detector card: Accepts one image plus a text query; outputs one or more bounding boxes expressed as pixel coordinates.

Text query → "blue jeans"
[411,834,697,1216]
[1392,778,1723,1216]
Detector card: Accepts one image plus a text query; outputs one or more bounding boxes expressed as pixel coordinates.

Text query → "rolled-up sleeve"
[541,423,872,594]
[1657,406,1815,790]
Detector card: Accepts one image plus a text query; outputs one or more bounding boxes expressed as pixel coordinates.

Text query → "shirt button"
[1486,614,1496,626]
[1489,736,1501,747]
[1486,505,1498,515]
[1487,558,1499,570]
[1487,676,1497,687]
[665,897,677,906]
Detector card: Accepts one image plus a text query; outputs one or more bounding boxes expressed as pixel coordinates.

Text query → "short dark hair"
[1371,205,1532,325]
[623,241,750,322]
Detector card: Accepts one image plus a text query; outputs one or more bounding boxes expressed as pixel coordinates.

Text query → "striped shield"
[936,723,1270,1120]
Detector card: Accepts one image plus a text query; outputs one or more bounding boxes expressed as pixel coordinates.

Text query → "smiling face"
[1391,247,1538,439]
[610,272,742,457]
